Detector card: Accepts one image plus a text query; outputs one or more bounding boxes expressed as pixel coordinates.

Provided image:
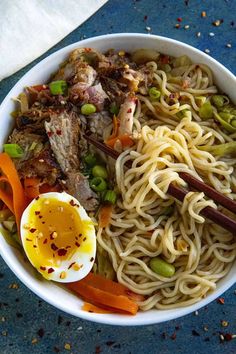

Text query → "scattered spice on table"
[219,333,236,342]
[16,312,23,318]
[31,338,38,344]
[221,320,229,327]
[8,282,19,289]
[212,19,223,26]
[184,25,190,29]
[192,329,200,336]
[194,310,199,316]
[95,346,102,354]
[146,26,151,31]
[175,24,181,29]
[106,341,115,347]
[196,32,201,37]
[209,32,215,36]
[37,328,45,338]
[201,11,207,17]
[226,43,232,48]
[217,297,225,304]
[203,326,209,332]
[205,49,210,54]
[53,346,60,353]
[1,331,8,336]
[64,343,71,350]
[171,332,177,340]
[177,17,182,22]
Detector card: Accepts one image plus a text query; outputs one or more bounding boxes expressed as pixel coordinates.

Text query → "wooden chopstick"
[84,134,236,234]
[179,172,236,214]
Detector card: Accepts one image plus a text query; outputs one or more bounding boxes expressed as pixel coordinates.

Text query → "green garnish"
[90,177,107,192]
[81,103,96,115]
[49,80,68,95]
[148,87,161,100]
[110,103,119,115]
[84,153,97,167]
[3,144,24,158]
[199,101,213,119]
[92,165,108,179]
[103,190,117,205]
[211,95,229,108]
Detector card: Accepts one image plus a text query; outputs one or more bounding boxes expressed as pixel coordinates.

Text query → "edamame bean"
[149,257,175,277]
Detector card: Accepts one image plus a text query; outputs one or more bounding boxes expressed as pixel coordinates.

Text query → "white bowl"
[0,34,235,326]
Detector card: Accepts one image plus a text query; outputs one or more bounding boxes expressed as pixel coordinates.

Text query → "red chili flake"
[43,238,48,244]
[84,47,92,52]
[39,215,43,219]
[90,257,94,262]
[51,243,58,251]
[127,108,132,113]
[160,55,170,63]
[47,131,53,137]
[30,228,37,233]
[37,328,45,338]
[217,297,225,305]
[40,266,46,271]
[35,211,40,215]
[177,17,182,22]
[58,249,67,256]
[48,268,54,274]
[106,341,115,347]
[79,233,82,237]
[83,237,87,242]
[95,346,101,354]
[33,245,37,248]
[69,199,76,206]
[171,332,177,340]
[26,238,33,242]
[75,242,80,248]
[75,236,78,240]
[56,130,62,136]
[42,221,45,224]
[224,333,233,341]
[68,262,76,269]
[192,330,200,336]
[66,245,71,249]
[35,196,40,200]
[144,15,148,21]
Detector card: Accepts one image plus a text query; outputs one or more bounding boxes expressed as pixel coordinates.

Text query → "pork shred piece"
[118,95,137,135]
[45,110,98,211]
[45,111,80,174]
[66,172,98,211]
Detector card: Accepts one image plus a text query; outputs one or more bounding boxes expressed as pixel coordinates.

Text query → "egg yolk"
[22,197,94,270]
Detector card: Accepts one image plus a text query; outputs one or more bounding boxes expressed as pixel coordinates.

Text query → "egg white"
[20,192,96,283]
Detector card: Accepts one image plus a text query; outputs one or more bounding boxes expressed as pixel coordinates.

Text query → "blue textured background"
[0,1,236,353]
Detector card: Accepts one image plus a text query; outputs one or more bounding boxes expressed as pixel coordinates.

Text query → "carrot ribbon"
[0,153,28,231]
[67,273,139,315]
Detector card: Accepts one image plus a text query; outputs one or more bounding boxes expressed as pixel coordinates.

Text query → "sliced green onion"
[213,112,236,133]
[49,80,68,95]
[199,141,236,157]
[3,144,24,158]
[149,257,175,277]
[148,87,161,100]
[199,101,213,119]
[103,190,117,205]
[110,102,119,115]
[90,177,107,192]
[173,55,192,68]
[231,119,236,128]
[2,220,17,233]
[195,96,207,106]
[219,112,235,123]
[84,153,97,167]
[92,165,108,179]
[81,103,96,115]
[211,95,229,108]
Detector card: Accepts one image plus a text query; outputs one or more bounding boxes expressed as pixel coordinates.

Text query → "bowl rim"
[0,33,236,326]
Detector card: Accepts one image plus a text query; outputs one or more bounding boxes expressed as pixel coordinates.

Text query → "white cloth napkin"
[0,0,107,81]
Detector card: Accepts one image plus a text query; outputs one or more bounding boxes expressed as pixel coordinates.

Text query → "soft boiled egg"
[20,192,96,283]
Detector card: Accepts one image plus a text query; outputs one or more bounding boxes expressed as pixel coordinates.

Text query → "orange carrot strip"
[79,273,145,302]
[106,134,134,149]
[82,302,116,314]
[98,204,113,228]
[24,178,40,199]
[67,281,138,315]
[0,153,28,231]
